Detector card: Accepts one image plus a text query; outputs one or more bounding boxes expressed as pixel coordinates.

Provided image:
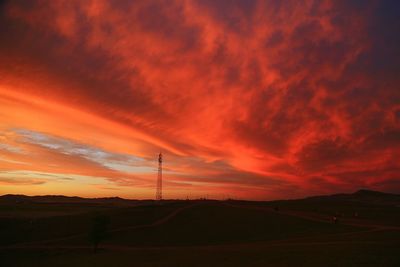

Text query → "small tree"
[89,215,110,253]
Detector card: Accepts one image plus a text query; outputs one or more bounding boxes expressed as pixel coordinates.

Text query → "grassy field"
[99,203,357,246]
[0,201,186,245]
[0,192,399,266]
[1,240,399,267]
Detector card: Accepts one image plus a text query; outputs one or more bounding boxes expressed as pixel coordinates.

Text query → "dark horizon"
[1,188,398,202]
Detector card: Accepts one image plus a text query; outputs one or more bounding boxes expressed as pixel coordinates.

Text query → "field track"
[2,201,398,251]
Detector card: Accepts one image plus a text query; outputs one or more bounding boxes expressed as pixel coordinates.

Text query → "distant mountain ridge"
[305,189,399,199]
[353,189,398,196]
[302,189,400,206]
[0,194,140,204]
[1,189,399,204]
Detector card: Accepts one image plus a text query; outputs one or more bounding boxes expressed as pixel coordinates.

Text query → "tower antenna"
[156,152,162,200]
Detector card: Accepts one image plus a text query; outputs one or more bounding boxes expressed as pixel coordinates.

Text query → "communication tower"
[156,152,162,200]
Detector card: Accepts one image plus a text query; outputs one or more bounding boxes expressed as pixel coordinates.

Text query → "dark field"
[1,190,399,266]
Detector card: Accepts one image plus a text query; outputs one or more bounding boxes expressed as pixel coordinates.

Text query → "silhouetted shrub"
[89,215,110,253]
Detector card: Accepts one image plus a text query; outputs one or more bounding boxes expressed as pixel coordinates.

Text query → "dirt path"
[109,202,199,233]
[224,203,400,231]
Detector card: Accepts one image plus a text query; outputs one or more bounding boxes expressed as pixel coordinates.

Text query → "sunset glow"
[0,0,399,200]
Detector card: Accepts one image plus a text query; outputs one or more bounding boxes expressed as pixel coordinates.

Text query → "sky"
[0,0,399,200]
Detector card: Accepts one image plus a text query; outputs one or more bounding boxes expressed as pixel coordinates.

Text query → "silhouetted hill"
[303,189,400,206]
[353,189,398,197]
[0,194,140,205]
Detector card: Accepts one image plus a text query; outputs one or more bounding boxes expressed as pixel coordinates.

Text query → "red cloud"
[0,0,399,199]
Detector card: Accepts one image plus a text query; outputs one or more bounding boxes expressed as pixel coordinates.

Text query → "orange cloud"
[0,0,399,199]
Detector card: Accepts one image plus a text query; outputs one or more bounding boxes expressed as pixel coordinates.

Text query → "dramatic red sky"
[0,0,399,200]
